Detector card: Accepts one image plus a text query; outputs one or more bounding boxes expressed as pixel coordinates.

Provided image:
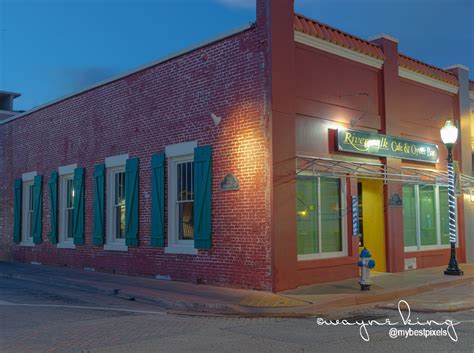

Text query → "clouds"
[215,0,255,9]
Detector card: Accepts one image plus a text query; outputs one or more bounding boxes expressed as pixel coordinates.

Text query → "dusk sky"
[1,0,472,111]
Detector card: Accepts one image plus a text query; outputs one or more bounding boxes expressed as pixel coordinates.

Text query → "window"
[403,184,452,250]
[165,141,198,254]
[58,175,75,247]
[166,155,196,254]
[296,175,346,260]
[20,171,37,246]
[105,166,127,250]
[22,182,35,244]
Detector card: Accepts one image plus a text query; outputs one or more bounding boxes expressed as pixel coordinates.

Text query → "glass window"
[296,176,344,257]
[296,177,318,255]
[27,184,34,239]
[402,185,417,247]
[59,175,75,242]
[419,185,437,246]
[176,161,194,240]
[113,171,126,239]
[320,178,342,253]
[403,184,452,249]
[439,187,450,245]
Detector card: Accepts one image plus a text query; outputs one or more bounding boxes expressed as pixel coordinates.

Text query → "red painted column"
[261,0,299,291]
[370,35,405,273]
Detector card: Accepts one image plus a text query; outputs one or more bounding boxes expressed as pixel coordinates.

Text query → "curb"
[377,299,474,313]
[2,270,473,317]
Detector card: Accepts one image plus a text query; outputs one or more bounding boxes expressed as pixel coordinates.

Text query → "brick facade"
[0,24,273,290]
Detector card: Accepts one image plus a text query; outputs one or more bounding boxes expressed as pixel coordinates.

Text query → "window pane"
[419,185,437,246]
[179,202,194,240]
[296,177,318,255]
[113,171,126,239]
[320,178,342,253]
[67,209,74,238]
[402,185,417,247]
[439,187,450,245]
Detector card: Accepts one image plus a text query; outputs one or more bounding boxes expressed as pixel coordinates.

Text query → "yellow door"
[359,179,386,272]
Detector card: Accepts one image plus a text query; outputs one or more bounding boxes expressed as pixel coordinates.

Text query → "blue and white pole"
[444,143,463,276]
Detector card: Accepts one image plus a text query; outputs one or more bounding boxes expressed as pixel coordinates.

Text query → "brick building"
[1,1,473,292]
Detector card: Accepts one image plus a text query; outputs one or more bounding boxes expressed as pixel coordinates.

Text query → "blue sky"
[1,0,472,111]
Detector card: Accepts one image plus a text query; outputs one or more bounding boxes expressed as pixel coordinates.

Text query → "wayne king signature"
[316,300,459,342]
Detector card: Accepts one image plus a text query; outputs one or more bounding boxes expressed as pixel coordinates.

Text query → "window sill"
[405,245,452,253]
[57,242,76,249]
[104,243,128,252]
[165,245,198,255]
[19,241,35,247]
[298,251,347,261]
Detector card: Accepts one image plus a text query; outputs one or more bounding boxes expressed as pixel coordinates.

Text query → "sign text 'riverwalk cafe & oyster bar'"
[1,1,473,291]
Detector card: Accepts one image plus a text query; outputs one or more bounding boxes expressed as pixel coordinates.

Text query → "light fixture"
[470,189,474,203]
[440,118,463,276]
[440,119,458,145]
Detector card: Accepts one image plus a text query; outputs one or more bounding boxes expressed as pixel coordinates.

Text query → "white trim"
[104,243,128,252]
[167,151,196,254]
[398,67,458,94]
[57,242,76,249]
[295,173,348,260]
[368,33,399,43]
[21,179,35,243]
[165,141,197,158]
[58,163,77,176]
[58,174,75,246]
[106,165,127,248]
[105,154,129,168]
[444,64,469,72]
[0,24,253,126]
[164,245,198,255]
[19,241,35,247]
[294,31,384,69]
[21,171,37,181]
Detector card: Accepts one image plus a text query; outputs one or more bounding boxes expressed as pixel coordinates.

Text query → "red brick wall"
[0,26,273,290]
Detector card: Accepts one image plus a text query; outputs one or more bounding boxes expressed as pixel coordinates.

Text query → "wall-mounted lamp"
[470,189,474,203]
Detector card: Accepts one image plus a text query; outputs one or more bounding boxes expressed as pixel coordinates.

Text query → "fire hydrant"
[358,248,375,291]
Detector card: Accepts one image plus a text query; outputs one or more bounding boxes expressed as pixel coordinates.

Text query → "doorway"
[358,179,386,272]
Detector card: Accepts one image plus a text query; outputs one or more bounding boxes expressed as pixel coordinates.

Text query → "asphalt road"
[0,277,473,353]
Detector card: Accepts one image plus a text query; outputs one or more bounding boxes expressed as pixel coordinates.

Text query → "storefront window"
[419,185,437,246]
[439,187,450,245]
[296,176,345,259]
[402,184,452,250]
[320,178,342,253]
[402,185,417,247]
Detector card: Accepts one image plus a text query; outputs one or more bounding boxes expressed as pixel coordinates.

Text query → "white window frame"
[21,171,37,247]
[165,141,198,255]
[57,164,77,249]
[104,154,128,252]
[296,172,348,261]
[404,184,453,252]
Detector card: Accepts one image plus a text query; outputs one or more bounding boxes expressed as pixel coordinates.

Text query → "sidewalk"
[0,261,473,317]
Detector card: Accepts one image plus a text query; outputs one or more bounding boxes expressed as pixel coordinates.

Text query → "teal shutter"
[13,179,22,244]
[150,153,165,247]
[193,145,212,249]
[32,175,43,244]
[49,171,58,244]
[125,158,139,247]
[73,167,85,245]
[93,164,105,246]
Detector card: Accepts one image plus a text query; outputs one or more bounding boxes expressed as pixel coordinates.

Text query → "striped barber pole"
[352,196,359,236]
[447,162,457,243]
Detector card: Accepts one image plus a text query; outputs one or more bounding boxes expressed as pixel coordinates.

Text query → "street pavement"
[1,276,473,353]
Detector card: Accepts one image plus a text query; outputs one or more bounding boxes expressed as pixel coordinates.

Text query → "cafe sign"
[337,129,439,163]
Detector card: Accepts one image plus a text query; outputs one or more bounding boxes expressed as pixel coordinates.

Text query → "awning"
[296,155,474,191]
